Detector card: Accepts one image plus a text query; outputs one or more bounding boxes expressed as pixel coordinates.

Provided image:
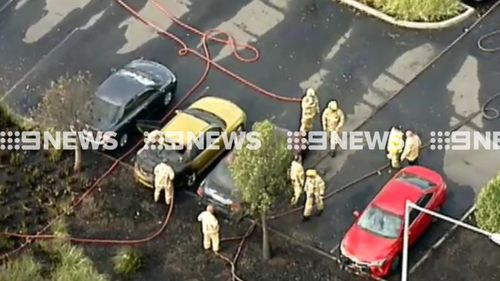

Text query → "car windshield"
[396,173,435,190]
[120,68,158,85]
[80,96,123,127]
[184,108,226,128]
[357,206,402,239]
[162,139,186,155]
[211,155,236,191]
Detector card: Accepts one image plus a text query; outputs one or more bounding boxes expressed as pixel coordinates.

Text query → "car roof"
[160,112,210,145]
[371,178,425,216]
[95,68,157,106]
[188,96,245,128]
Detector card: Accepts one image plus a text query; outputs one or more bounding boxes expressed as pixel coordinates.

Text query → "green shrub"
[476,175,500,233]
[112,248,141,276]
[0,235,14,250]
[0,105,14,129]
[50,243,108,281]
[9,153,22,166]
[0,184,6,197]
[47,147,63,163]
[0,254,43,281]
[44,128,64,163]
[361,0,463,22]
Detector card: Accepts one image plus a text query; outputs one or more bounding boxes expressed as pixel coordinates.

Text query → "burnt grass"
[411,214,500,281]
[0,147,114,254]
[0,108,115,255]
[61,165,356,281]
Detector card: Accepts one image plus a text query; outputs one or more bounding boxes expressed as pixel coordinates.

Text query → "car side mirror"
[136,120,162,134]
[353,211,360,218]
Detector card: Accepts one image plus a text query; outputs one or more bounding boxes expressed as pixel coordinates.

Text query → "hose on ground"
[478,30,500,120]
[477,30,500,52]
[268,108,484,221]
[116,0,300,103]
[1,0,292,262]
[216,223,256,281]
[481,93,500,120]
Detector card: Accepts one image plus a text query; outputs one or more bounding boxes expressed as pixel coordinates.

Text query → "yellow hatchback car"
[134,96,246,188]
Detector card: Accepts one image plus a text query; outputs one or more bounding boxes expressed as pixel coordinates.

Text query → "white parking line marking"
[0,0,14,14]
[346,43,436,132]
[0,28,79,103]
[408,205,476,274]
[329,243,339,254]
[325,28,352,60]
[80,10,105,30]
[23,0,91,43]
[447,55,481,126]
[117,0,191,54]
[208,0,288,62]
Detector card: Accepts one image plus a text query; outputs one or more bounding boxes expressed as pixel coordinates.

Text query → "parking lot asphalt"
[270,3,500,278]
[0,0,496,280]
[1,0,472,122]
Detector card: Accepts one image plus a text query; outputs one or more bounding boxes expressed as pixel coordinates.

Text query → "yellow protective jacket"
[197,211,219,235]
[154,164,174,188]
[322,109,345,132]
[290,160,305,185]
[314,176,325,196]
[387,128,404,155]
[301,95,320,117]
[401,135,421,161]
[304,175,325,196]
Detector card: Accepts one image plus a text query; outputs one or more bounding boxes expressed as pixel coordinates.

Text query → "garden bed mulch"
[0,110,116,255]
[410,214,500,281]
[61,166,358,281]
[0,149,115,254]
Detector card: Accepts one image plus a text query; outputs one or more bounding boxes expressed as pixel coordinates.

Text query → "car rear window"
[396,173,435,190]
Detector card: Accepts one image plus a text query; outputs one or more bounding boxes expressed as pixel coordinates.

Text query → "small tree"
[475,175,500,233]
[35,72,93,173]
[229,120,293,259]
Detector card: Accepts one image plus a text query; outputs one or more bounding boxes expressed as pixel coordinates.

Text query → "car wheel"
[391,255,401,273]
[163,91,172,106]
[187,172,196,187]
[119,133,128,147]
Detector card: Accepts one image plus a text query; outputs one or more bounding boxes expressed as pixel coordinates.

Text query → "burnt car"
[75,59,177,148]
[134,96,246,189]
[196,126,306,219]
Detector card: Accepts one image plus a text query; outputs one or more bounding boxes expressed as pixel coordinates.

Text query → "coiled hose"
[478,29,500,119]
[477,30,500,52]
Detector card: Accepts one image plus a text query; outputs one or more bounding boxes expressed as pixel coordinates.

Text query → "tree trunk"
[261,213,271,260]
[74,137,82,174]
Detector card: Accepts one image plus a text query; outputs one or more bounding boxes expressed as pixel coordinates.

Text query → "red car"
[339,166,447,278]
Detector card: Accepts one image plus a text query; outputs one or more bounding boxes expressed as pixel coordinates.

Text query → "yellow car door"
[191,127,225,173]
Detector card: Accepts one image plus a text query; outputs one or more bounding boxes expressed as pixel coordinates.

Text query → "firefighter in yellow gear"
[386,126,405,169]
[146,130,163,143]
[197,205,220,252]
[300,88,320,134]
[153,163,175,205]
[289,155,305,206]
[303,169,326,221]
[322,100,345,157]
[401,130,422,165]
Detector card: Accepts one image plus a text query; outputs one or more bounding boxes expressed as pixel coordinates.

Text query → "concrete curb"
[337,0,477,29]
